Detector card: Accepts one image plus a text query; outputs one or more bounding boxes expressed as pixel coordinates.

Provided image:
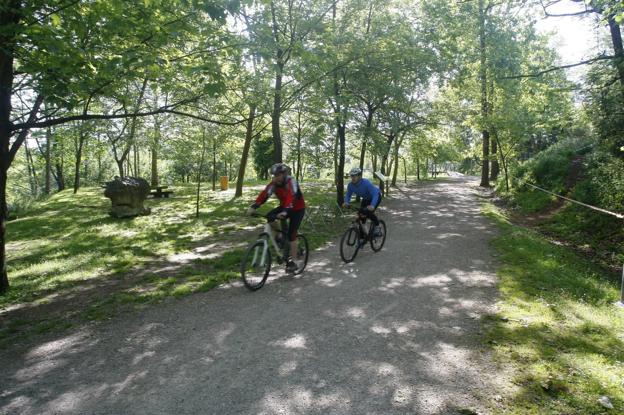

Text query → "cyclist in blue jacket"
[342,167,383,236]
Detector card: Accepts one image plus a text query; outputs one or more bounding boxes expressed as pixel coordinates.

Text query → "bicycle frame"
[342,206,373,239]
[254,222,286,267]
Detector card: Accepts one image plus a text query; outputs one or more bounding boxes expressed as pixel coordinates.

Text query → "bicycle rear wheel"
[370,220,386,252]
[241,240,271,291]
[340,226,361,263]
[293,234,309,275]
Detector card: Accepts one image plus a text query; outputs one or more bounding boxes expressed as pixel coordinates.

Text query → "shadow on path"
[0,177,499,415]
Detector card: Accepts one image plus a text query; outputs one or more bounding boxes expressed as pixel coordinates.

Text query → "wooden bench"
[150,186,174,198]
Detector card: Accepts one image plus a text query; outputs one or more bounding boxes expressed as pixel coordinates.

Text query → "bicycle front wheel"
[241,240,271,291]
[370,220,386,252]
[293,234,309,275]
[340,227,360,263]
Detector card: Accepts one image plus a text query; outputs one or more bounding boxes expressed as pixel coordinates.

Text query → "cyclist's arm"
[251,183,273,209]
[366,181,380,206]
[282,179,296,211]
[344,183,353,205]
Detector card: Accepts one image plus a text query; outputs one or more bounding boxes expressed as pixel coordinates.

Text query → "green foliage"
[0,181,347,344]
[483,203,624,414]
[513,137,592,194]
[584,152,624,212]
[252,135,273,180]
[512,189,555,214]
[503,139,623,266]
[585,63,624,158]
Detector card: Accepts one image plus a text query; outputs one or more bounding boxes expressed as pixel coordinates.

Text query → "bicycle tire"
[340,226,360,263]
[241,240,271,291]
[293,234,309,275]
[370,220,387,252]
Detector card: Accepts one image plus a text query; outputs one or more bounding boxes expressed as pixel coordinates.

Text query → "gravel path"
[0,177,499,415]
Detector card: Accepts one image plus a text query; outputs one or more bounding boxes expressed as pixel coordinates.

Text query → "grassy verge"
[1,181,349,346]
[482,203,624,414]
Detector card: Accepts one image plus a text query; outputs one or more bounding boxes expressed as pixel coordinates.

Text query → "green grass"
[482,203,624,414]
[541,204,624,266]
[1,180,349,345]
[509,188,556,214]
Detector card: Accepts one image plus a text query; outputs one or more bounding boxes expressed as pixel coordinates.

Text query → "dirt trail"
[0,177,500,415]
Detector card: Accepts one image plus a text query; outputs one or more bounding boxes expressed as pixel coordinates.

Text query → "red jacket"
[252,177,305,211]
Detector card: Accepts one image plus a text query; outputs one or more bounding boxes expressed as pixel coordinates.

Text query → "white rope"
[525,182,624,220]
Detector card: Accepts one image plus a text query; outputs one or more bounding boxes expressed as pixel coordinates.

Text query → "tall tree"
[0,0,238,293]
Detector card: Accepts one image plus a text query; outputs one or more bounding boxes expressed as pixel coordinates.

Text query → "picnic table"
[150,186,174,198]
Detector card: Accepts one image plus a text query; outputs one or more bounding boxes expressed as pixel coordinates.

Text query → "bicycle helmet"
[271,163,289,176]
[348,167,363,176]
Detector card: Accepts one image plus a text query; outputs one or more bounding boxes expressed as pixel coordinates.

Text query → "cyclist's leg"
[287,209,305,259]
[370,195,382,226]
[358,198,369,225]
[360,198,379,226]
[267,207,284,241]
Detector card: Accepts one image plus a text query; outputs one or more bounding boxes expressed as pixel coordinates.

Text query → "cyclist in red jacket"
[247,163,306,273]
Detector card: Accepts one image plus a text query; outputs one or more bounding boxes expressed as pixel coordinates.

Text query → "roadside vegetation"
[495,137,624,270]
[0,181,349,347]
[483,203,624,414]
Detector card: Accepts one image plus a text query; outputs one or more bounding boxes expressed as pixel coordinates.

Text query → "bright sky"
[533,0,611,82]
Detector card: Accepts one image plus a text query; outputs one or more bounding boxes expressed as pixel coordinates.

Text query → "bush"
[513,136,592,194]
[583,151,624,213]
[7,197,37,220]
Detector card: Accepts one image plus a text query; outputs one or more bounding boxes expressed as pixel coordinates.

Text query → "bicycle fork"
[252,239,270,267]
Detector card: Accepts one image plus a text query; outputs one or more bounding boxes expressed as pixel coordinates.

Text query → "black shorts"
[267,207,305,241]
[360,195,382,211]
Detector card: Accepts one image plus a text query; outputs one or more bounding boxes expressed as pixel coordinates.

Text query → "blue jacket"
[345,178,381,206]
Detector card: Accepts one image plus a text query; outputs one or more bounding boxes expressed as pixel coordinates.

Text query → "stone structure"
[104,176,151,218]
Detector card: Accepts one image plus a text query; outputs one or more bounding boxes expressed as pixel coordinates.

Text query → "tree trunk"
[481,131,490,186]
[494,134,510,192]
[113,79,148,178]
[271,63,284,163]
[150,118,160,186]
[479,0,490,187]
[379,133,396,195]
[0,1,25,292]
[212,138,216,191]
[296,110,302,181]
[134,144,140,179]
[490,134,499,181]
[44,127,51,194]
[25,144,38,197]
[359,104,375,170]
[73,129,86,194]
[392,154,399,187]
[196,130,207,218]
[333,127,339,186]
[336,122,346,206]
[55,156,65,191]
[416,157,420,180]
[391,135,404,187]
[607,15,624,88]
[116,160,124,177]
[403,158,407,183]
[151,146,158,186]
[235,104,256,197]
[97,150,102,183]
[0,165,8,293]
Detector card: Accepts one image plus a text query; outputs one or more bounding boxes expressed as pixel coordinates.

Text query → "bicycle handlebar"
[247,211,287,221]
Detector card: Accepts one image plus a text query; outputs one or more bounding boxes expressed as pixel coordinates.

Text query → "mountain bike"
[240,213,309,291]
[339,205,386,263]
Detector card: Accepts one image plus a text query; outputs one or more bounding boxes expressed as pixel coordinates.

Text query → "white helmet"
[348,167,363,176]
